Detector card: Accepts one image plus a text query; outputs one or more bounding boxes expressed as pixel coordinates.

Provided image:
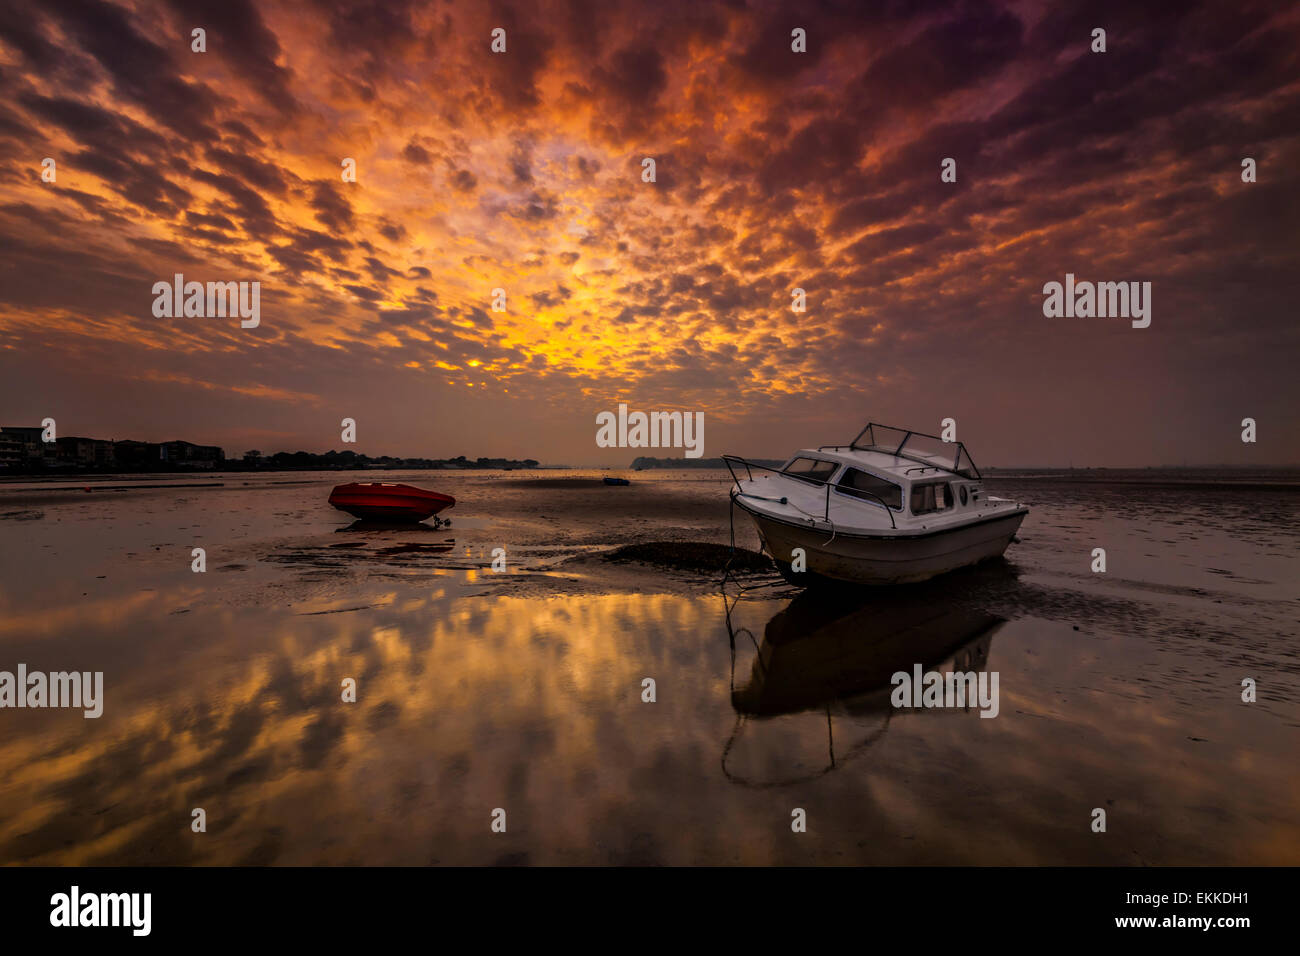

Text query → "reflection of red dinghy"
[327,482,455,522]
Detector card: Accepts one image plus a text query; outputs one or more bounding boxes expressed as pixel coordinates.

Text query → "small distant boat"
[603,476,630,486]
[327,482,455,523]
[724,422,1027,586]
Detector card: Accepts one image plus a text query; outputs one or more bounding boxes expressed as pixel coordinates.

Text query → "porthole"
[959,486,968,506]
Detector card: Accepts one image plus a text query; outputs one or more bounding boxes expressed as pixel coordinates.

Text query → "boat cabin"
[776,423,984,519]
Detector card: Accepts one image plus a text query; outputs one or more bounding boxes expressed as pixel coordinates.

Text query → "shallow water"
[0,469,1296,864]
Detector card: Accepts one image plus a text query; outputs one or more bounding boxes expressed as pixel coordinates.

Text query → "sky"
[0,0,1297,467]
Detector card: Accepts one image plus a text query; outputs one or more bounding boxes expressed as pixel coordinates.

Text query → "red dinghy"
[327,482,455,522]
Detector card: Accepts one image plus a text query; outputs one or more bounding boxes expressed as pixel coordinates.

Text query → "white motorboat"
[724,423,1028,586]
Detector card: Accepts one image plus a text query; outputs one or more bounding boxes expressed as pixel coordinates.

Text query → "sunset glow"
[2,0,1297,464]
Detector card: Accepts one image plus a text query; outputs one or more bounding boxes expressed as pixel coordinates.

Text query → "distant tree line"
[630,456,784,470]
[237,450,540,470]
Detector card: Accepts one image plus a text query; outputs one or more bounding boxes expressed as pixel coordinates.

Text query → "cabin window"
[835,468,902,508]
[910,482,952,514]
[782,457,838,484]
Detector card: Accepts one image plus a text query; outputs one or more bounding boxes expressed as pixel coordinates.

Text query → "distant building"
[0,429,225,471]
[0,431,23,468]
[0,426,56,468]
[113,440,163,468]
[56,437,116,467]
[160,440,224,467]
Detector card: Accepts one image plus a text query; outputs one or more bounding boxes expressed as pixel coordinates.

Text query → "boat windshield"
[782,457,838,484]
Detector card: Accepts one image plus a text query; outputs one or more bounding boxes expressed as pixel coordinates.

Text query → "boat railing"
[721,455,897,530]
[846,422,982,480]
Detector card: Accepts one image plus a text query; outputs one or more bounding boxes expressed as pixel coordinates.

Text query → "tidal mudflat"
[0,469,1296,864]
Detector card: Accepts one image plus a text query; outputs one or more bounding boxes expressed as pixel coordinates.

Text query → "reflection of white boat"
[724,423,1028,586]
[731,587,1003,717]
[721,582,1006,787]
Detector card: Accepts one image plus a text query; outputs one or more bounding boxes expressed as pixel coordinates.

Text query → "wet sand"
[0,469,1297,864]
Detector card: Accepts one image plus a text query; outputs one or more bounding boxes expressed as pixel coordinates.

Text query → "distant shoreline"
[0,461,551,479]
[2,465,1297,495]
[630,456,784,470]
[983,473,1300,491]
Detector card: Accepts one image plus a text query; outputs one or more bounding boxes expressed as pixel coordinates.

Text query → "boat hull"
[739,501,1027,586]
[327,483,455,523]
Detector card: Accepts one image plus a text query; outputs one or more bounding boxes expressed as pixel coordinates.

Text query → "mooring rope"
[719,710,893,790]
